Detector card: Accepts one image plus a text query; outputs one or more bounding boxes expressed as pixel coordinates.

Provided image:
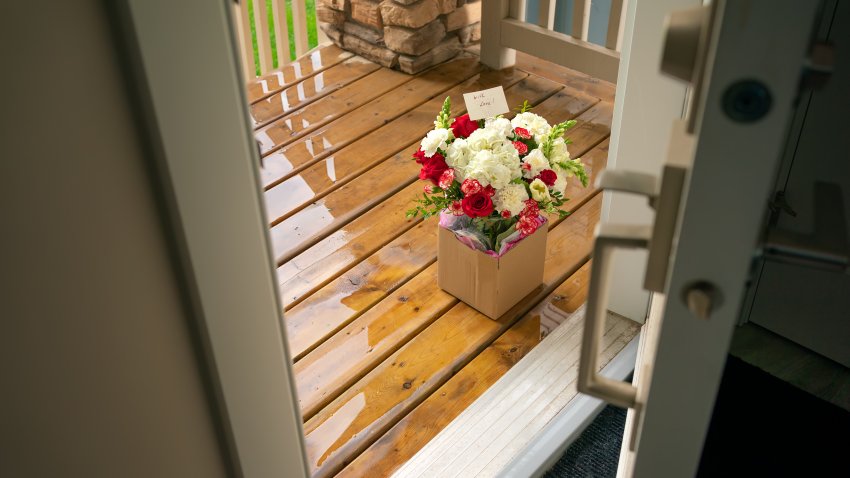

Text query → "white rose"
[484,117,514,138]
[529,178,551,202]
[465,150,513,190]
[420,128,451,157]
[493,183,530,217]
[522,149,550,179]
[446,138,471,178]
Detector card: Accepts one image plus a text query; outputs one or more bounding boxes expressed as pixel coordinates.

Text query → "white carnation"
[522,149,550,179]
[446,138,471,178]
[511,112,552,143]
[493,183,530,217]
[465,150,514,190]
[420,128,451,157]
[484,117,514,138]
[466,126,503,151]
[529,178,551,202]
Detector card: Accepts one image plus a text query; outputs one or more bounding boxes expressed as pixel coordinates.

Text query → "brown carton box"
[437,225,547,319]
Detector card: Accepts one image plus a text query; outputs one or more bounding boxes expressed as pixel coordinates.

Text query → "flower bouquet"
[408,97,588,318]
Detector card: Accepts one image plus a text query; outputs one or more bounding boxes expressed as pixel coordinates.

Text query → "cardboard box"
[437,224,547,320]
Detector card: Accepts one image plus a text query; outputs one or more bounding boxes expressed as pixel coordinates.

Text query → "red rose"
[461,192,494,218]
[536,169,557,187]
[514,127,532,140]
[418,152,448,185]
[513,141,529,155]
[450,114,479,139]
[438,168,455,189]
[461,178,482,196]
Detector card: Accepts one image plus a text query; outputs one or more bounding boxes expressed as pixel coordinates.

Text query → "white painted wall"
[0,2,231,476]
[603,0,696,321]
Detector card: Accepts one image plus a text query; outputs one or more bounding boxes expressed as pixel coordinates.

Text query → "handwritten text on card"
[463,86,510,121]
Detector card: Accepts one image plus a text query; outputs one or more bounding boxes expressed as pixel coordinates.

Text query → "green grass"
[247,0,319,76]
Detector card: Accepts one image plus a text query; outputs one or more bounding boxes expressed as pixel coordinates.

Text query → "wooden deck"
[247,44,629,477]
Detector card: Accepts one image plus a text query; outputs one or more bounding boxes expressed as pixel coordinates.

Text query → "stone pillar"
[317,0,482,74]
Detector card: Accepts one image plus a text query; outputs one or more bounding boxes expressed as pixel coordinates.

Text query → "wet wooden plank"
[292,141,610,419]
[265,75,568,255]
[249,57,380,128]
[258,57,484,189]
[276,180,423,308]
[246,44,353,104]
[302,194,603,478]
[274,75,566,303]
[280,101,610,365]
[516,51,617,101]
[254,67,412,156]
[262,68,534,226]
[338,263,592,478]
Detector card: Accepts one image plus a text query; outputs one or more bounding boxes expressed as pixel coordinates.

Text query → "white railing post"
[234,1,256,79]
[538,0,556,30]
[253,0,274,73]
[606,0,628,51]
[271,0,292,66]
[480,0,517,70]
[572,0,591,41]
[290,0,310,56]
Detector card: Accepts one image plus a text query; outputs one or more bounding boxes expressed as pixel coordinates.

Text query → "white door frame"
[111,1,309,476]
[603,0,699,323]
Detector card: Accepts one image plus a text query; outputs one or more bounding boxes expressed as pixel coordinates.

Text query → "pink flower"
[461,178,482,196]
[522,162,532,172]
[448,200,464,216]
[438,168,455,189]
[522,199,540,217]
[513,141,528,155]
[424,184,434,194]
[517,215,540,236]
[514,127,532,140]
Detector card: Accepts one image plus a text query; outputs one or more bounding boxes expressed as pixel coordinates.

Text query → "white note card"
[463,86,510,121]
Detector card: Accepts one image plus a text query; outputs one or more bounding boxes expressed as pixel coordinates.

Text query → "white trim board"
[393,306,639,477]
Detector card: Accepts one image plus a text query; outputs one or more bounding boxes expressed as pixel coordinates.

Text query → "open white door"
[111,1,310,476]
[576,0,823,476]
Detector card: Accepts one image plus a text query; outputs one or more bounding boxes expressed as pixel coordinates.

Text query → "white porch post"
[480,0,517,69]
[604,0,699,322]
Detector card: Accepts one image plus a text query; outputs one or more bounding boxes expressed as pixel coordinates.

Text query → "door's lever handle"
[578,161,688,408]
[578,223,651,409]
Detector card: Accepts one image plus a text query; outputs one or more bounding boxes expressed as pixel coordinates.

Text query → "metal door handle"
[578,223,650,409]
[578,156,688,408]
